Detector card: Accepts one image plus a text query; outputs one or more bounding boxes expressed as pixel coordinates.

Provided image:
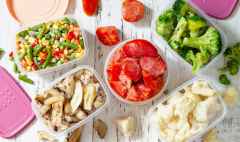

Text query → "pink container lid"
[191,0,238,19]
[0,66,35,138]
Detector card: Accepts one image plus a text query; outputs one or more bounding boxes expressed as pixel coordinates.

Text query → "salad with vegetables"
[155,0,222,73]
[16,17,85,72]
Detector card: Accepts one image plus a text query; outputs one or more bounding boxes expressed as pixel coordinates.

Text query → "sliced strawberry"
[119,71,132,89]
[110,48,127,64]
[122,58,142,82]
[110,81,128,98]
[140,56,166,77]
[142,71,165,93]
[96,26,120,46]
[107,63,122,81]
[135,83,152,100]
[126,86,140,101]
[123,39,158,58]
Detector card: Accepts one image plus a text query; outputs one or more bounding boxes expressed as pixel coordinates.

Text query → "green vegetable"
[80,37,85,49]
[13,63,20,74]
[18,74,34,84]
[156,9,177,40]
[187,15,207,37]
[227,60,239,75]
[169,17,188,50]
[219,74,231,85]
[173,0,193,19]
[183,27,222,56]
[60,41,78,49]
[33,45,42,56]
[17,30,28,37]
[42,49,52,69]
[27,46,33,60]
[223,43,240,63]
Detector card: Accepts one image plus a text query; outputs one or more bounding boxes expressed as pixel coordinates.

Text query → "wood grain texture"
[0,0,240,142]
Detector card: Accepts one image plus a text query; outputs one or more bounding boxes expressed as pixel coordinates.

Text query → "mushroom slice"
[70,81,83,113]
[57,76,75,98]
[47,88,63,96]
[40,105,51,115]
[51,101,64,131]
[64,102,72,115]
[37,130,58,142]
[115,116,136,137]
[75,109,87,120]
[93,92,105,109]
[64,115,79,123]
[44,96,64,105]
[83,83,97,111]
[94,119,108,139]
[65,127,84,142]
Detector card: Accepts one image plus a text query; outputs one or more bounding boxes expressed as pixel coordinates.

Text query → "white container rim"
[13,15,89,75]
[151,0,228,74]
[32,65,110,136]
[104,39,169,105]
[147,75,227,142]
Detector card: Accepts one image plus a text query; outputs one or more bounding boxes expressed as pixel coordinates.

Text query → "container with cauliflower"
[149,77,227,142]
[33,66,109,134]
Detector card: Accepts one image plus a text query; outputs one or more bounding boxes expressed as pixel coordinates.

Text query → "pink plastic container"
[0,66,35,138]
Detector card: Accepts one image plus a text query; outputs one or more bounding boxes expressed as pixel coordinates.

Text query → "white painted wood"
[0,0,240,142]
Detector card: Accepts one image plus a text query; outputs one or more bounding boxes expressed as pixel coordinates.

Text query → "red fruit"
[96,26,120,46]
[123,39,158,58]
[119,71,132,89]
[82,0,99,16]
[110,48,127,64]
[67,31,76,41]
[126,86,140,101]
[140,56,166,77]
[136,83,152,100]
[142,71,165,93]
[110,81,128,98]
[107,63,122,81]
[122,58,142,82]
[122,0,145,22]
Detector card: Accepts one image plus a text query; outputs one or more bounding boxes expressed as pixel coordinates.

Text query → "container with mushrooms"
[34,66,108,133]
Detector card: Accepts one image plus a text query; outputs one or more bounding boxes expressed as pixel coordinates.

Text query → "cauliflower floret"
[191,80,216,96]
[156,104,174,122]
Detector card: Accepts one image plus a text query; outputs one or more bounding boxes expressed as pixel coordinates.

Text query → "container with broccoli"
[155,0,223,73]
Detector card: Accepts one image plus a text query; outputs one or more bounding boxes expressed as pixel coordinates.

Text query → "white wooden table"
[1,0,240,142]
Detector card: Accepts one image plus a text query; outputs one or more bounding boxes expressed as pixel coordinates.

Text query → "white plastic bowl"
[13,15,89,75]
[148,76,227,142]
[151,0,227,74]
[32,65,110,136]
[104,39,169,105]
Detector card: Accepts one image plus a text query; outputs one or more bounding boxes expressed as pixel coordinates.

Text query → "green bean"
[18,74,34,84]
[33,45,42,56]
[60,41,78,49]
[27,46,33,59]
[13,63,20,74]
[42,49,52,69]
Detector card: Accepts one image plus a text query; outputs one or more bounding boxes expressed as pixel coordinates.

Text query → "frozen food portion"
[16,17,85,72]
[34,68,106,132]
[153,80,222,142]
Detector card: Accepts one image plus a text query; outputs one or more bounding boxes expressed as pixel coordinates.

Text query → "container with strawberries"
[104,39,168,105]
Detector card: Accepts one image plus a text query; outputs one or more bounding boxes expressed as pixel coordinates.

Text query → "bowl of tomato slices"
[104,39,168,105]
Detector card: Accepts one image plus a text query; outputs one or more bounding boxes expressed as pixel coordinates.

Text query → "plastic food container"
[148,76,227,142]
[104,39,169,105]
[151,0,227,73]
[13,15,88,74]
[32,65,110,135]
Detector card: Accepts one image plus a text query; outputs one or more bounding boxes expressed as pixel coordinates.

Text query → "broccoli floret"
[156,10,177,40]
[173,0,193,19]
[219,74,231,85]
[227,60,239,75]
[185,49,210,73]
[169,17,188,50]
[187,15,207,37]
[183,27,222,56]
[224,42,240,63]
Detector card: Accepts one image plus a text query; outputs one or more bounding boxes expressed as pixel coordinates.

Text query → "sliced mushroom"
[51,101,64,131]
[70,81,83,113]
[37,130,58,142]
[83,83,97,111]
[40,105,51,115]
[64,102,72,115]
[44,96,64,105]
[93,94,105,109]
[57,76,75,98]
[94,119,108,139]
[75,109,87,120]
[115,116,136,137]
[65,127,84,142]
[64,115,79,123]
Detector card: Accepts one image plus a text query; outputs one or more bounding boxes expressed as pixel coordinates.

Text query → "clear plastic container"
[148,76,227,142]
[104,39,169,105]
[13,15,89,74]
[32,65,110,136]
[151,0,228,73]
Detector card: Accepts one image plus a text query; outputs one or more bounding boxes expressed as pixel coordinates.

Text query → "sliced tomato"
[119,71,132,89]
[96,26,120,46]
[142,71,165,93]
[82,0,99,16]
[126,86,140,101]
[110,48,127,64]
[140,56,166,77]
[122,58,142,82]
[123,39,158,58]
[135,83,152,100]
[110,81,128,98]
[107,63,122,81]
[67,31,76,41]
[53,50,64,59]
[122,0,145,22]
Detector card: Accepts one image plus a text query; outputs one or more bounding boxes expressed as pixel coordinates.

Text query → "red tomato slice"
[110,81,128,98]
[126,86,140,101]
[140,56,166,77]
[122,58,142,82]
[122,0,145,22]
[119,71,132,89]
[67,31,76,41]
[96,26,120,46]
[123,39,158,58]
[107,63,122,81]
[110,48,127,64]
[142,71,165,93]
[82,0,99,16]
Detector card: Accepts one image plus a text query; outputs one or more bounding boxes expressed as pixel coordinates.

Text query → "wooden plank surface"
[0,0,240,142]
